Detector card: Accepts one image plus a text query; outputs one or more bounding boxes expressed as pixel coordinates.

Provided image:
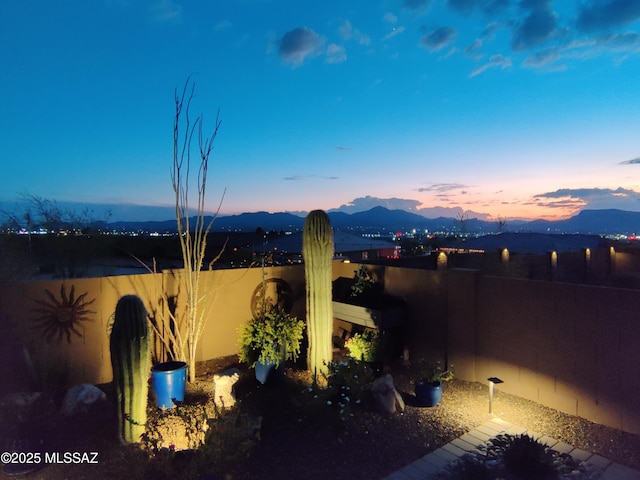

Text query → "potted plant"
[238,306,305,384]
[414,360,454,407]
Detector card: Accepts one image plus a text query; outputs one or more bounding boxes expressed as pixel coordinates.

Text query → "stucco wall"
[0,265,306,391]
[2,261,638,435]
[447,268,640,435]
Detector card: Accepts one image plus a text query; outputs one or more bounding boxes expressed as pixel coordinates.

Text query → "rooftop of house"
[441,232,606,255]
[253,230,396,256]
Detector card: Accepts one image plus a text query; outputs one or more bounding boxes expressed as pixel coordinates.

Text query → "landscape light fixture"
[487,377,503,414]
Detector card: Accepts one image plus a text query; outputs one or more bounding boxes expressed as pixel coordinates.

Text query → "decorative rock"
[213,368,240,409]
[371,374,405,415]
[61,384,106,416]
[0,392,43,409]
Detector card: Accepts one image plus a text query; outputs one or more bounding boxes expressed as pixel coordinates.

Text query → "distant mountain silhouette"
[515,209,640,235]
[104,207,640,236]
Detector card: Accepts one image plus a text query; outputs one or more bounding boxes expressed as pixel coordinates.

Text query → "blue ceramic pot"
[255,360,276,384]
[415,380,443,407]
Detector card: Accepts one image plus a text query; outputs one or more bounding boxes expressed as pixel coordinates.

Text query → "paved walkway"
[384,418,640,480]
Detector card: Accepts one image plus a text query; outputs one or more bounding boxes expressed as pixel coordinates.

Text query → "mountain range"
[105,207,640,236]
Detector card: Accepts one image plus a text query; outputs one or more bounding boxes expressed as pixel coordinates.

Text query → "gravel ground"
[230,361,640,480]
[1,357,639,480]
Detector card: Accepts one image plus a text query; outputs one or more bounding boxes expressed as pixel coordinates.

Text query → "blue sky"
[1,0,640,222]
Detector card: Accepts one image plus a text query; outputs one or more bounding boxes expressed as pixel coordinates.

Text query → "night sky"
[2,0,640,221]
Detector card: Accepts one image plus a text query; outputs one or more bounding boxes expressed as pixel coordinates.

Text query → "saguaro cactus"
[302,209,334,378]
[110,295,151,444]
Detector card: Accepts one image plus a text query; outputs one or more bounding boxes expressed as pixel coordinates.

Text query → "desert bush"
[438,453,493,480]
[487,433,558,480]
[290,359,375,427]
[345,330,380,362]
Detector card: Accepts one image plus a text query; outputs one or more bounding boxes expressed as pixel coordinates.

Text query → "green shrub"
[344,331,380,362]
[350,264,375,297]
[442,433,560,480]
[238,307,304,368]
[438,454,493,480]
[487,433,558,480]
[293,359,375,427]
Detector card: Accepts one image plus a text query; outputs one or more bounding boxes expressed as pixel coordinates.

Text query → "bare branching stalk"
[159,77,224,382]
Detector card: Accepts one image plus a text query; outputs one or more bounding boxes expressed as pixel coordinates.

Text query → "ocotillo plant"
[110,294,151,444]
[302,209,334,378]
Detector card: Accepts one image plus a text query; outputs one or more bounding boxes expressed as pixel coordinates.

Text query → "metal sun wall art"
[32,284,96,344]
[250,278,294,315]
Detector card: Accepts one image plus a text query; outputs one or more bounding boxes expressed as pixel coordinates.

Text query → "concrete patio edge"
[384,418,640,480]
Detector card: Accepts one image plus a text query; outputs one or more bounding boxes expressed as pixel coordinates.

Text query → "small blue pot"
[255,360,276,384]
[415,380,443,407]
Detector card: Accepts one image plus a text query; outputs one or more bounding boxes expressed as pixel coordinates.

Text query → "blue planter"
[151,361,187,409]
[415,381,443,407]
[255,360,276,384]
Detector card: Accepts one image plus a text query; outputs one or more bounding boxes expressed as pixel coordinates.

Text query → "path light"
[487,377,503,414]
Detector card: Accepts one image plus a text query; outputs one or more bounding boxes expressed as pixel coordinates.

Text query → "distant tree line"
[1,193,110,234]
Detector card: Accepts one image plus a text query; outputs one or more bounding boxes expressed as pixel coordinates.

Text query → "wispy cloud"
[596,32,640,52]
[417,183,468,193]
[382,12,406,41]
[334,196,422,213]
[383,26,406,41]
[534,187,640,210]
[283,175,339,181]
[470,54,512,76]
[149,0,182,23]
[325,43,347,63]
[619,157,640,165]
[278,27,325,66]
[464,38,484,59]
[522,47,562,68]
[384,12,398,25]
[339,20,371,46]
[420,26,457,51]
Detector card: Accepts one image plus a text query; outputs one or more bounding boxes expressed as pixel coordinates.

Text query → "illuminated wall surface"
[447,268,640,436]
[1,261,638,435]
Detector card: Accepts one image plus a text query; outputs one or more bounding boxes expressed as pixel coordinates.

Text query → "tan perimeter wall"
[2,262,638,436]
[447,268,640,435]
[0,265,306,391]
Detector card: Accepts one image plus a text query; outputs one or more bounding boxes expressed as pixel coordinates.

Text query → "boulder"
[371,374,405,415]
[0,392,43,409]
[61,384,106,416]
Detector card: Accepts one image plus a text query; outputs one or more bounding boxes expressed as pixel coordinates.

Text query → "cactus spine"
[302,210,334,378]
[110,295,151,444]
